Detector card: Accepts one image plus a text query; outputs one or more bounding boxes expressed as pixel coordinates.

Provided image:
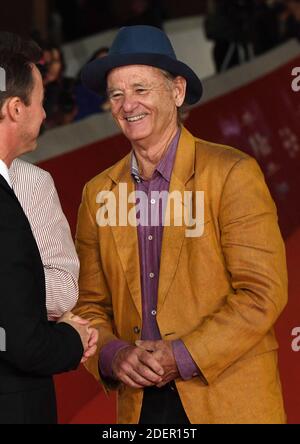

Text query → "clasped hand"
[111,340,179,389]
[58,311,98,363]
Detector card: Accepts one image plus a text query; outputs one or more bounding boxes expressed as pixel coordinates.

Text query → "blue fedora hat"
[81,25,202,105]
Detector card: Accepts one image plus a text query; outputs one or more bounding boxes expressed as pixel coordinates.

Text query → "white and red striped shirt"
[9,158,79,320]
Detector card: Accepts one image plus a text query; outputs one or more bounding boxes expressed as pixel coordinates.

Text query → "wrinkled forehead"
[107,64,166,87]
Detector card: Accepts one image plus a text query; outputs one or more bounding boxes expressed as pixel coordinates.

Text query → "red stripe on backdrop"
[38,55,300,423]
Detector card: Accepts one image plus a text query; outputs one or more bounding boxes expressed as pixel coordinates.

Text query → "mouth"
[124,113,147,123]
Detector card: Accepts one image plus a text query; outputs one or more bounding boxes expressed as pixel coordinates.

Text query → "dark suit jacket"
[0,174,83,424]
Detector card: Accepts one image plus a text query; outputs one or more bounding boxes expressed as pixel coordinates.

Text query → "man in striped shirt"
[9,158,79,320]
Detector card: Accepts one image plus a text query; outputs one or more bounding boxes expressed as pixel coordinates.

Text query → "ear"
[173,76,187,107]
[6,97,25,122]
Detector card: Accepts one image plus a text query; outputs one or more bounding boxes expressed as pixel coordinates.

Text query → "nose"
[122,92,138,113]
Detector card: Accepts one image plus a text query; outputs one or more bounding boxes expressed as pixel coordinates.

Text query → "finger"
[88,329,98,347]
[118,372,145,389]
[125,367,158,387]
[115,356,160,386]
[156,381,168,388]
[156,376,171,388]
[84,344,97,358]
[134,362,163,384]
[88,337,98,348]
[138,351,164,376]
[135,340,156,352]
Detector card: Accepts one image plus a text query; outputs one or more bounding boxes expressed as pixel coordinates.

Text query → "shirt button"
[148,235,153,241]
[151,310,157,316]
[149,272,155,278]
[150,198,156,205]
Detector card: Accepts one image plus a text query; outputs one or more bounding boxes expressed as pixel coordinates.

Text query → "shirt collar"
[131,127,181,183]
[0,159,12,188]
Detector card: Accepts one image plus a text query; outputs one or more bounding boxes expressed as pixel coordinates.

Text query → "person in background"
[124,0,166,29]
[205,0,254,72]
[282,0,300,41]
[9,158,80,321]
[41,44,77,129]
[74,47,111,121]
[251,0,282,55]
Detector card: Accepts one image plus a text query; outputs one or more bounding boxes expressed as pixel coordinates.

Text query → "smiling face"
[107,65,186,148]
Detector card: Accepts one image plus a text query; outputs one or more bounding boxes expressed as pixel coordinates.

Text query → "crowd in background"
[36,45,111,131]
[49,0,166,44]
[205,0,300,72]
[33,0,300,132]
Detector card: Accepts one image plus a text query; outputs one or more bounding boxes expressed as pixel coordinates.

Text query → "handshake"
[58,312,98,363]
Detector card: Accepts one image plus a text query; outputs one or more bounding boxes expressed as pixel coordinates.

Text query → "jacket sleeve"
[181,157,288,384]
[0,189,83,376]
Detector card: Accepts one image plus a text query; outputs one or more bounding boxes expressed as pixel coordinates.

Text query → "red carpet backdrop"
[37,44,300,424]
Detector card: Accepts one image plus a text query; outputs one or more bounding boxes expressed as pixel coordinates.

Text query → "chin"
[126,128,151,142]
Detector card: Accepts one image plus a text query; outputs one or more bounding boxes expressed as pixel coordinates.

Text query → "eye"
[109,92,123,100]
[136,88,147,94]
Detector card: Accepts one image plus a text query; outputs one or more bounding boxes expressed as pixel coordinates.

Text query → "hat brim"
[81,53,202,105]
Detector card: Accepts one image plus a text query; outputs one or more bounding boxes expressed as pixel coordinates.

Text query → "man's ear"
[173,76,187,107]
[6,97,24,122]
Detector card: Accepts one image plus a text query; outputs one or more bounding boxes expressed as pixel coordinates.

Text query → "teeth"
[126,114,146,122]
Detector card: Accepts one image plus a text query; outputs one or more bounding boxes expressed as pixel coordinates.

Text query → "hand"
[66,314,99,362]
[57,311,89,326]
[112,345,164,389]
[57,312,97,362]
[81,327,98,363]
[135,340,180,387]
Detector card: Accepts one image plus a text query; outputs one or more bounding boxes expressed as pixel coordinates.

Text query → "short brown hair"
[0,32,42,119]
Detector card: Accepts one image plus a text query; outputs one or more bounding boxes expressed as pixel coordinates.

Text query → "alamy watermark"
[291,67,300,92]
[291,327,300,352]
[0,66,6,92]
[96,184,205,237]
[0,327,6,352]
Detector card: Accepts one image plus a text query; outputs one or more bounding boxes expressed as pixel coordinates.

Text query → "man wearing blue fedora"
[74,25,287,424]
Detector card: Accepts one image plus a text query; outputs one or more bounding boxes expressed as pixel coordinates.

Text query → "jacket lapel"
[0,173,15,199]
[108,156,142,317]
[157,127,196,311]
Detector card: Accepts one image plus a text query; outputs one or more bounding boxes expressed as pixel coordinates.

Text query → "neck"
[0,151,13,169]
[133,124,179,180]
[0,130,18,168]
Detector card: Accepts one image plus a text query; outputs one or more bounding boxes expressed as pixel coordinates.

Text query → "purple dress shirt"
[100,128,199,381]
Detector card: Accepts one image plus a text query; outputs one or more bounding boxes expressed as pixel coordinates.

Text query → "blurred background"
[1,0,300,424]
